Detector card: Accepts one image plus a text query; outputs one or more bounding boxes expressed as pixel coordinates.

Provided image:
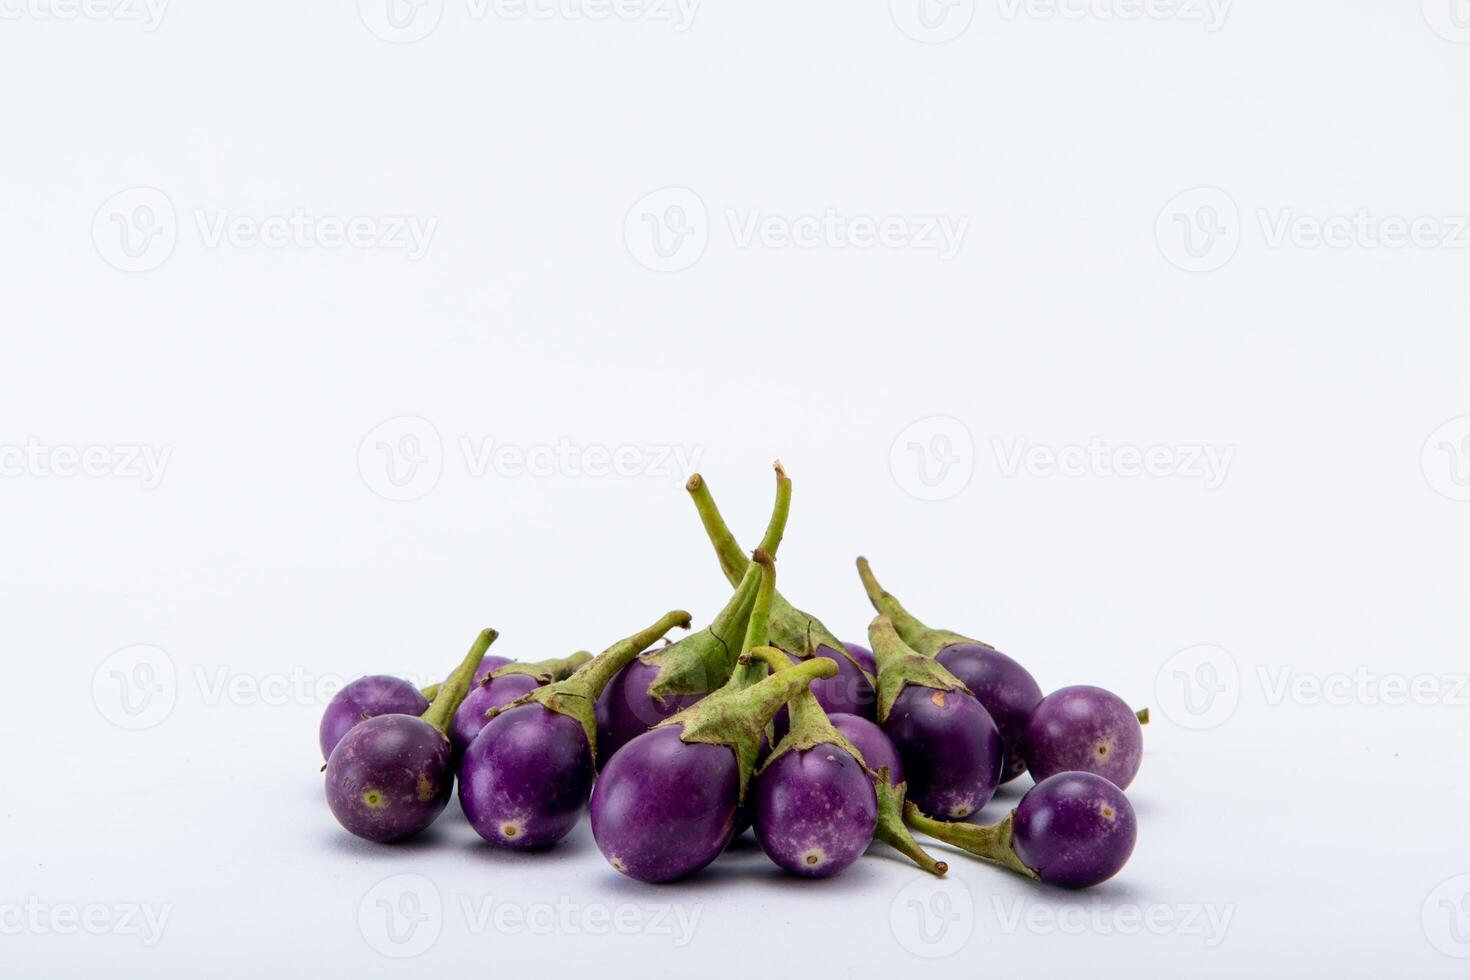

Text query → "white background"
[3,1,1469,976]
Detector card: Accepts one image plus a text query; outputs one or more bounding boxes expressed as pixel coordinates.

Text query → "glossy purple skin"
[883,686,1002,819]
[774,643,878,740]
[319,675,429,760]
[935,644,1042,784]
[459,703,593,849]
[594,659,705,763]
[753,743,877,877]
[589,725,739,883]
[829,713,904,786]
[471,654,515,689]
[1024,685,1143,790]
[1013,771,1137,888]
[807,643,878,719]
[324,714,453,842]
[450,674,541,756]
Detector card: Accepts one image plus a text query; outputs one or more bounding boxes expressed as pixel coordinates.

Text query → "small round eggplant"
[828,712,903,785]
[906,770,1137,889]
[458,611,691,850]
[450,673,540,756]
[459,703,592,848]
[753,741,876,878]
[319,675,429,760]
[884,684,1002,819]
[1012,772,1137,888]
[325,629,497,842]
[1024,685,1143,789]
[934,644,1042,784]
[589,724,741,882]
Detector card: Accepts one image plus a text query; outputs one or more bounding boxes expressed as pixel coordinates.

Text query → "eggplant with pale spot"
[324,628,497,843]
[906,771,1137,888]
[868,614,1002,820]
[457,611,692,849]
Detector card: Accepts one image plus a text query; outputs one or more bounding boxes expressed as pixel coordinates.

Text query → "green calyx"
[856,556,993,657]
[744,645,947,877]
[421,628,500,735]
[639,561,761,703]
[485,610,693,768]
[1136,707,1150,725]
[903,803,1039,881]
[686,464,865,680]
[745,646,866,773]
[658,652,837,804]
[868,615,971,724]
[489,651,592,685]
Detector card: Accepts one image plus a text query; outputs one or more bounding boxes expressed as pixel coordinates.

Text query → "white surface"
[4,2,1470,976]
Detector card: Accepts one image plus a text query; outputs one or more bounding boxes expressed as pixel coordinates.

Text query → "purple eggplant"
[449,651,592,757]
[906,771,1137,888]
[590,636,838,883]
[857,557,1043,783]
[457,611,691,849]
[829,712,903,786]
[868,614,1002,819]
[324,628,497,842]
[714,562,876,879]
[1024,685,1143,789]
[319,675,429,760]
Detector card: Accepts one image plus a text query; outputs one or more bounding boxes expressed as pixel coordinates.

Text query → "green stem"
[685,462,792,588]
[741,549,777,655]
[485,610,693,768]
[856,557,932,650]
[420,683,440,702]
[489,651,592,684]
[875,784,948,877]
[562,610,694,710]
[1136,707,1150,725]
[421,628,499,734]
[903,804,1039,881]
